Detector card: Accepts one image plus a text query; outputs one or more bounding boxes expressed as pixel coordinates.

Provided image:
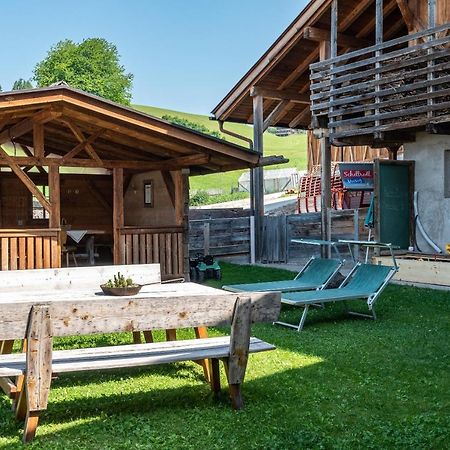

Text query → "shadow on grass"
[1,284,449,448]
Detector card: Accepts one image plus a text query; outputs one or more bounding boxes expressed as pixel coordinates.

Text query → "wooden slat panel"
[9,238,17,271]
[139,234,146,264]
[18,238,26,270]
[166,233,172,275]
[159,234,166,275]
[153,234,159,263]
[43,238,51,269]
[125,234,132,265]
[146,234,152,263]
[172,233,178,275]
[26,237,34,269]
[1,238,8,270]
[50,236,60,268]
[35,237,43,269]
[177,233,183,275]
[132,234,139,264]
[119,235,126,265]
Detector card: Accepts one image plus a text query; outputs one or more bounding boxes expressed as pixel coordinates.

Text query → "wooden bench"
[0,264,281,443]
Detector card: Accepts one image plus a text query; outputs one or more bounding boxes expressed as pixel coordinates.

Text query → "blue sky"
[1,0,307,114]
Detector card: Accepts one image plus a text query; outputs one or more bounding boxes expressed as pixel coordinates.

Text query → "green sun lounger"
[223,240,344,293]
[275,241,398,331]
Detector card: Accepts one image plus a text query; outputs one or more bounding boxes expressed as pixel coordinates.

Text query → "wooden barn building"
[212,0,450,263]
[0,85,269,278]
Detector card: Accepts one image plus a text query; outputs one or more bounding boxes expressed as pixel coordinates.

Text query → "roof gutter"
[218,120,254,149]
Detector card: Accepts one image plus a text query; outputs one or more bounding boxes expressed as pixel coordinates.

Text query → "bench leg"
[209,359,221,396]
[229,384,244,410]
[221,358,244,410]
[23,411,40,443]
[143,331,154,343]
[15,384,27,421]
[132,332,142,344]
[194,326,211,383]
[0,340,14,354]
[165,329,177,341]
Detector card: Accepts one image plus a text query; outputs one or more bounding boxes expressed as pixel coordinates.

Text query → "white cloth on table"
[66,230,87,244]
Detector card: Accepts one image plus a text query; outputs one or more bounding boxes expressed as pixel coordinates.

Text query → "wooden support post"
[33,123,44,159]
[375,0,384,141]
[252,94,264,262]
[48,165,61,267]
[113,168,124,264]
[180,169,190,279]
[23,305,53,443]
[427,0,436,119]
[320,134,332,258]
[228,296,252,410]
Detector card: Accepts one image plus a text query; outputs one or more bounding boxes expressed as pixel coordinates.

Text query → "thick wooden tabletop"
[0,282,226,304]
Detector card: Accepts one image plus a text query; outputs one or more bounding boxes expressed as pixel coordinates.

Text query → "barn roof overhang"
[211,0,408,129]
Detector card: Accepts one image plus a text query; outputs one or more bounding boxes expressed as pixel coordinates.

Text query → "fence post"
[353,209,360,261]
[203,222,210,255]
[250,216,256,264]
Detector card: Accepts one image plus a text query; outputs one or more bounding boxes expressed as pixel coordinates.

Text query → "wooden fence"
[118,227,184,278]
[188,209,368,263]
[189,217,253,258]
[0,229,61,270]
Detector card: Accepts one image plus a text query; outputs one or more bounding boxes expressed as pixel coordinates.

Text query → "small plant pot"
[100,285,142,296]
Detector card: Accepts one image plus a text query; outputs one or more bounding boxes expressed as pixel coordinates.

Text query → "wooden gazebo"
[0,86,264,278]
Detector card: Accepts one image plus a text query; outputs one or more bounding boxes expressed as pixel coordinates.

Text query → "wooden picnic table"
[0,281,225,380]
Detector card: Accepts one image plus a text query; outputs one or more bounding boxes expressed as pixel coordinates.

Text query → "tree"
[12,78,33,90]
[34,38,133,105]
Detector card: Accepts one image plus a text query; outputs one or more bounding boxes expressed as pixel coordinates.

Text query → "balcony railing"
[0,229,61,270]
[118,226,185,278]
[310,23,450,141]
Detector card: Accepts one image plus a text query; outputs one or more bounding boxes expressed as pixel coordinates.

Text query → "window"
[445,151,450,198]
[144,180,153,207]
[32,185,49,219]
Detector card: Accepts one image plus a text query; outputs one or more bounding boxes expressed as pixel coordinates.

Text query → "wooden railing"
[0,229,61,270]
[118,227,184,277]
[310,23,450,141]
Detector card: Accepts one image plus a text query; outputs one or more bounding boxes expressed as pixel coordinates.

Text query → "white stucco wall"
[404,132,450,253]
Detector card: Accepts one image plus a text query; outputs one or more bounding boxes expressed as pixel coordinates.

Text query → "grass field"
[133,105,308,193]
[1,262,449,449]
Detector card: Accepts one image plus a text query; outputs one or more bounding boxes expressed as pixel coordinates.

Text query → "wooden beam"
[396,0,427,33]
[339,0,375,31]
[113,168,124,264]
[0,114,12,133]
[173,171,184,226]
[258,155,289,167]
[289,106,311,129]
[161,171,176,208]
[62,121,103,165]
[48,165,60,232]
[357,0,398,38]
[263,100,291,131]
[250,87,309,104]
[19,145,47,174]
[61,128,105,163]
[33,123,44,159]
[303,27,372,48]
[1,153,211,171]
[0,145,51,213]
[0,109,61,145]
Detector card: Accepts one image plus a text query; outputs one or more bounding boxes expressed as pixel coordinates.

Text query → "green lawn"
[133,105,308,193]
[1,262,449,449]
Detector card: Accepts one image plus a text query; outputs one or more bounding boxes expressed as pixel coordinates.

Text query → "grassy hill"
[133,104,307,193]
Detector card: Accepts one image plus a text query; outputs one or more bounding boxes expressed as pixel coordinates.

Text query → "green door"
[375,160,414,249]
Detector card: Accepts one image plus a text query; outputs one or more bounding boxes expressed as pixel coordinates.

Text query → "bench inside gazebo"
[0,86,268,278]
